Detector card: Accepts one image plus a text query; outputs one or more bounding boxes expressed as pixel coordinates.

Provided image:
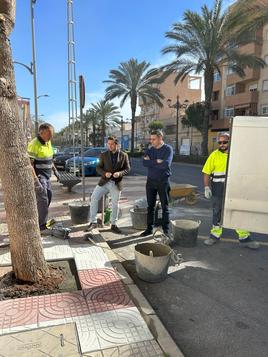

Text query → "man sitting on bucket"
[85,136,130,234]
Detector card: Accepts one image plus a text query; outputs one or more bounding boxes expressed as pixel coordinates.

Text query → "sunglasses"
[218,141,229,145]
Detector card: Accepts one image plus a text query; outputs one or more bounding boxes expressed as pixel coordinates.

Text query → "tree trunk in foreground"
[0,0,49,282]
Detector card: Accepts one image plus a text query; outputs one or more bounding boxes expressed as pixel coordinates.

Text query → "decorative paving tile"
[0,297,38,330]
[101,340,164,356]
[0,323,81,357]
[90,307,153,351]
[0,248,11,266]
[38,291,89,323]
[79,269,134,313]
[72,245,112,270]
[43,243,73,260]
[78,268,120,289]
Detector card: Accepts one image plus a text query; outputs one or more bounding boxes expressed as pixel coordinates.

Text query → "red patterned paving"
[79,268,134,313]
[0,296,38,329]
[78,268,120,289]
[38,291,89,322]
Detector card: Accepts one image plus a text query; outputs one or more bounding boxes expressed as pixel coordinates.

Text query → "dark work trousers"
[211,182,224,226]
[212,195,223,226]
[34,175,52,230]
[146,178,170,232]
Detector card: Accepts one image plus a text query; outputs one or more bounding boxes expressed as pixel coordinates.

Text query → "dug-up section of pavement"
[0,176,183,357]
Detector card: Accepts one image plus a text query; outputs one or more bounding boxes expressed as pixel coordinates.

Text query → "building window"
[264,55,268,65]
[213,71,221,81]
[212,91,219,101]
[188,76,201,89]
[266,30,268,40]
[224,107,234,117]
[249,83,258,92]
[226,65,235,76]
[262,80,268,91]
[226,85,236,96]
[261,104,268,115]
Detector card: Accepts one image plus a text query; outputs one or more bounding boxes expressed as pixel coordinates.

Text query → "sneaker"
[204,236,220,246]
[239,238,259,249]
[84,222,98,232]
[140,229,153,237]
[111,225,123,234]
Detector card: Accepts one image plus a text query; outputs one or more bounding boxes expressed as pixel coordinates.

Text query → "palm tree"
[162,0,268,156]
[104,58,164,154]
[91,100,121,146]
[84,108,99,146]
[0,0,49,282]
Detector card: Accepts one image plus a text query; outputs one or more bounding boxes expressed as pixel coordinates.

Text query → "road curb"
[95,230,185,357]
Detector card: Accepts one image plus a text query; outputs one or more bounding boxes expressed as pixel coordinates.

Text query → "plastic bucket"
[130,208,147,230]
[171,219,200,247]
[69,202,90,225]
[135,243,173,283]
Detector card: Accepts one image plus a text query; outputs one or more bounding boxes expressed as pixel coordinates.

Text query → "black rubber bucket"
[69,202,90,225]
[171,219,201,247]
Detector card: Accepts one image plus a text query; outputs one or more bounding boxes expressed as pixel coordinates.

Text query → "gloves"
[204,186,212,199]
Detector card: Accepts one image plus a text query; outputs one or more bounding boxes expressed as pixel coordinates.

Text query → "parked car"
[65,147,106,176]
[54,147,90,170]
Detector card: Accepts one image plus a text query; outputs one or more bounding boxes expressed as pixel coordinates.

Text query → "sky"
[11,0,232,132]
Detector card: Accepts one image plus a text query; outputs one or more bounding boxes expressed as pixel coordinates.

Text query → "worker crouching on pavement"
[27,123,58,231]
[202,132,259,249]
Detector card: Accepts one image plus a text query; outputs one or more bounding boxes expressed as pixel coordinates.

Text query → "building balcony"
[213,80,222,91]
[239,42,262,56]
[226,68,260,85]
[211,100,220,110]
[210,118,230,131]
[225,90,259,107]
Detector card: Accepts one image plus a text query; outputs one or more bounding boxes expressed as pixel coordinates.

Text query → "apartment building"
[138,73,202,154]
[210,23,268,152]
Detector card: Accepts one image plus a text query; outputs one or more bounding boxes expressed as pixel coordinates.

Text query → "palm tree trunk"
[202,69,214,156]
[102,116,105,146]
[0,0,49,282]
[93,121,96,146]
[131,95,137,154]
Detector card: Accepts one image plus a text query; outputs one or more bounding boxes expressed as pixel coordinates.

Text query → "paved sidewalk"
[0,177,183,356]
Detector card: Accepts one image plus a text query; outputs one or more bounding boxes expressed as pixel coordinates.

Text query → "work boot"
[204,236,220,246]
[84,222,98,232]
[40,229,52,237]
[140,229,153,237]
[239,237,259,249]
[111,225,123,234]
[46,218,56,228]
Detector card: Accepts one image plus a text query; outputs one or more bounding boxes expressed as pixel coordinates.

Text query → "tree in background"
[91,100,121,146]
[0,0,49,282]
[182,102,206,133]
[148,120,164,132]
[162,0,268,156]
[84,108,99,146]
[104,58,164,154]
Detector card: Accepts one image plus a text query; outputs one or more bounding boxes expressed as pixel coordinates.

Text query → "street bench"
[57,172,81,192]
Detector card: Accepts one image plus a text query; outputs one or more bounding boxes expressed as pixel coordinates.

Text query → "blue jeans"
[146,178,170,232]
[90,181,121,225]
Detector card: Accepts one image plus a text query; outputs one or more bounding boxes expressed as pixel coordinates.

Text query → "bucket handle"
[171,250,183,265]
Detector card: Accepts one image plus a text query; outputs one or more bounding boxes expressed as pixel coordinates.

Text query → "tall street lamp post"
[167,96,189,155]
[30,0,39,136]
